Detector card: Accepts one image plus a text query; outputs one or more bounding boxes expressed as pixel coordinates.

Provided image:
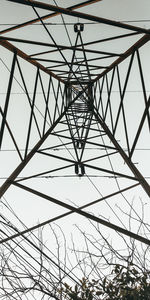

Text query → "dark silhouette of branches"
[0,196,150,299]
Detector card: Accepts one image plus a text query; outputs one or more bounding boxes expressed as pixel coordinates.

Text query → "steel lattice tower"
[0,0,150,298]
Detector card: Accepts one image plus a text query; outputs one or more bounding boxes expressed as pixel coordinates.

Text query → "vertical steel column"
[24,67,39,158]
[0,51,17,149]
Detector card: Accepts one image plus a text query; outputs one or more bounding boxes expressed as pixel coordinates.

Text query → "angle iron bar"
[16,58,42,138]
[93,80,98,109]
[40,141,72,151]
[37,150,78,164]
[52,81,61,123]
[65,113,80,161]
[121,98,131,155]
[49,65,107,72]
[16,164,74,183]
[113,52,135,135]
[104,71,115,131]
[79,114,94,162]
[24,67,39,159]
[11,181,150,246]
[60,83,66,115]
[67,31,81,82]
[129,95,150,159]
[0,107,23,161]
[0,36,120,57]
[50,132,74,140]
[52,127,72,135]
[80,139,117,150]
[38,71,53,132]
[77,32,140,48]
[56,70,101,77]
[78,31,91,82]
[86,133,106,140]
[42,75,52,135]
[83,163,138,181]
[83,151,118,164]
[115,66,131,156]
[0,51,17,149]
[44,60,107,69]
[107,77,114,132]
[115,65,131,154]
[97,76,105,115]
[136,49,150,131]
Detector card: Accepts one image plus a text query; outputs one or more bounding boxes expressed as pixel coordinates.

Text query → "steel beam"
[0,183,139,245]
[0,52,17,149]
[11,181,150,246]
[0,36,121,57]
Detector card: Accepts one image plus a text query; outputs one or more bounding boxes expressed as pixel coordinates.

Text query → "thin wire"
[1,147,150,152]
[0,175,150,180]
[0,20,150,26]
[1,90,150,95]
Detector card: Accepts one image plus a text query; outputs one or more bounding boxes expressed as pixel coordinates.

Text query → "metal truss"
[0,0,150,292]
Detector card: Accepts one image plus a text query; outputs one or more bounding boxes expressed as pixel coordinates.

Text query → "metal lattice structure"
[0,0,150,298]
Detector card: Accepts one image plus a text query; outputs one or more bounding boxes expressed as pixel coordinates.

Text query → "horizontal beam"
[7,0,150,34]
[0,36,121,57]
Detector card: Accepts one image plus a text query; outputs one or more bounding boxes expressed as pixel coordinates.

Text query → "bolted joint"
[74,23,84,33]
[74,163,85,176]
